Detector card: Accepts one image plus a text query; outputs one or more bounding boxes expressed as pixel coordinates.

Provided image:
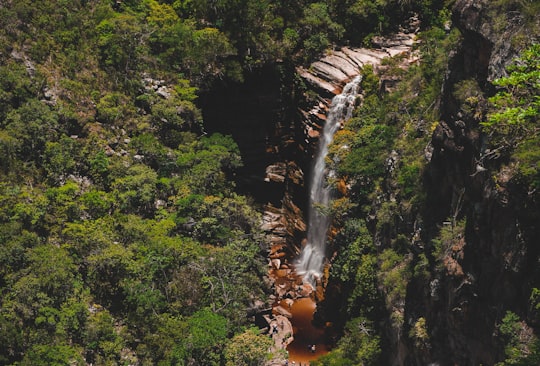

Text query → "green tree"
[176,133,242,195]
[0,61,36,119]
[96,13,147,75]
[497,311,540,365]
[85,309,126,365]
[111,164,158,216]
[10,244,78,312]
[224,327,273,366]
[20,344,85,366]
[4,99,59,163]
[300,2,344,60]
[88,149,111,187]
[43,136,78,184]
[192,240,266,326]
[181,308,229,365]
[87,242,135,309]
[481,44,540,191]
[313,317,381,366]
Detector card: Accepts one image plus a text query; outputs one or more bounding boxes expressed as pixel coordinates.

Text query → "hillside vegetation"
[0,0,538,365]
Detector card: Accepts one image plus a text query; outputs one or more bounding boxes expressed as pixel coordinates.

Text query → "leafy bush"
[497,311,540,365]
[313,317,382,366]
[481,44,540,192]
[224,327,274,366]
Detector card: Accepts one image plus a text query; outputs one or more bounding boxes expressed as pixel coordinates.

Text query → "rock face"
[259,30,419,366]
[298,35,416,97]
[200,32,418,272]
[401,2,540,365]
[451,0,530,82]
[297,35,418,157]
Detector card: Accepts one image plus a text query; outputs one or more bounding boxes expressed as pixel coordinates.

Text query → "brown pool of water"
[284,297,329,364]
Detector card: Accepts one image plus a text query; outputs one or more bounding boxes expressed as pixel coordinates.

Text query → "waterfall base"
[284,297,329,364]
[295,246,325,288]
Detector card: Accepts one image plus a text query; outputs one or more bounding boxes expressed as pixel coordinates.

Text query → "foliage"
[20,344,85,366]
[409,317,430,349]
[1,0,531,364]
[497,311,540,365]
[299,2,344,61]
[182,308,229,364]
[224,327,274,366]
[3,99,59,163]
[313,317,381,366]
[96,12,147,76]
[481,44,540,192]
[322,219,381,318]
[431,219,465,267]
[378,248,411,309]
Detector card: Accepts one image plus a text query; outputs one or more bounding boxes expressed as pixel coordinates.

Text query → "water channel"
[295,75,362,287]
[286,76,362,364]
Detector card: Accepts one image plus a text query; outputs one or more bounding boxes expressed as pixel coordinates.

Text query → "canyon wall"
[404,1,540,364]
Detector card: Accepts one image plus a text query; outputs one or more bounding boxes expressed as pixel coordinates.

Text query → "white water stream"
[296,75,362,287]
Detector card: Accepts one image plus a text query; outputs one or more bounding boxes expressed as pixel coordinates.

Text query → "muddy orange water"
[284,297,329,364]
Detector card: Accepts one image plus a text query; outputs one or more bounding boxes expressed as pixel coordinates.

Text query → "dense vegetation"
[312,20,462,364]
[0,0,448,364]
[0,0,537,364]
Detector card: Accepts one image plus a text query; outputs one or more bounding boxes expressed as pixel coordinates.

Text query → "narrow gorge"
[201,1,540,364]
[202,28,419,364]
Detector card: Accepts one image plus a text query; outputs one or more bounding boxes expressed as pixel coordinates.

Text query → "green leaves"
[187,308,229,355]
[300,2,344,60]
[111,164,158,216]
[481,44,540,191]
[482,44,540,142]
[224,327,274,366]
[96,13,147,74]
[313,317,382,366]
[4,100,60,163]
[497,311,540,365]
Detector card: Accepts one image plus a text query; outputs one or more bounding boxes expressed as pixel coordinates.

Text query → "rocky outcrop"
[263,29,419,291]
[297,33,418,157]
[402,2,540,365]
[298,34,417,97]
[263,31,419,271]
[452,0,537,82]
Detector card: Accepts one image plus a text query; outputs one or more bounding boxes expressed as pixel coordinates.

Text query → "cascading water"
[296,75,362,287]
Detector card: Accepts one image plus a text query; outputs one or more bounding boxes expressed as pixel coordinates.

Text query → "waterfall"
[296,75,362,287]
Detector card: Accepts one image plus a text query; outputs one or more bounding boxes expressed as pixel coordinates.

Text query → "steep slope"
[410,1,540,364]
[302,1,539,365]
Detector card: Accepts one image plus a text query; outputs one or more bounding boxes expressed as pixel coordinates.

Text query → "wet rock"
[273,305,292,318]
[270,258,281,269]
[265,163,287,183]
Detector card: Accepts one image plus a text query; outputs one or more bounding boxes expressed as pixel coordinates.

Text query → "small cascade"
[296,75,362,287]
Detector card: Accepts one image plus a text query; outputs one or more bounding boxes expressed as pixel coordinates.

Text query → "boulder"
[297,68,340,96]
[273,305,292,318]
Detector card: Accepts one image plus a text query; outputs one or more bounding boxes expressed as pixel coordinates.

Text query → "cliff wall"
[404,1,540,364]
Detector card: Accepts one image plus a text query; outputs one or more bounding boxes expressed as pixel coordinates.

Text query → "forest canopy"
[4,0,532,365]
